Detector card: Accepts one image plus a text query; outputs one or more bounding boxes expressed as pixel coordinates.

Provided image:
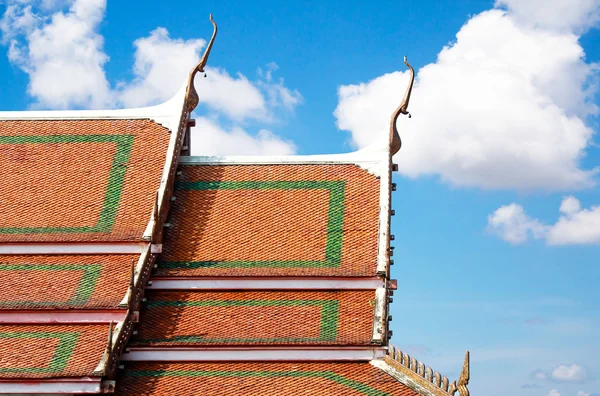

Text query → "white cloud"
[0,1,301,156]
[488,197,600,245]
[548,390,561,396]
[551,363,588,382]
[190,117,296,156]
[487,203,547,244]
[532,369,548,381]
[578,391,591,396]
[495,0,600,32]
[334,1,599,191]
[0,0,112,109]
[117,27,205,107]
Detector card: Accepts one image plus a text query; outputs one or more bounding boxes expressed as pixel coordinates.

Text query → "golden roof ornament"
[389,56,415,155]
[185,14,218,112]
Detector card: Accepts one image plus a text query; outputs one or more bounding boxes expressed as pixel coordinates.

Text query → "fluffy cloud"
[190,117,295,156]
[577,391,591,396]
[488,197,600,245]
[0,0,300,156]
[117,27,205,107]
[0,0,111,108]
[495,0,600,32]
[487,203,547,244]
[334,2,599,190]
[551,363,588,382]
[548,390,561,396]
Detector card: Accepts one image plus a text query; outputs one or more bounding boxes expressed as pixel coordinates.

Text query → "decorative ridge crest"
[387,345,470,396]
[389,56,415,155]
[185,14,218,112]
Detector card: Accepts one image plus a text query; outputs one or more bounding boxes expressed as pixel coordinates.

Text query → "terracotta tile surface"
[0,324,110,378]
[157,164,380,277]
[116,362,419,396]
[0,254,137,309]
[131,291,376,346]
[0,119,170,242]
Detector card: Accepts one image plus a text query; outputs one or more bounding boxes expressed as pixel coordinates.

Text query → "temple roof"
[0,14,470,396]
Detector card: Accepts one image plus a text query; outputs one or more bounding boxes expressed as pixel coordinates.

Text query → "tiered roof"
[0,14,469,395]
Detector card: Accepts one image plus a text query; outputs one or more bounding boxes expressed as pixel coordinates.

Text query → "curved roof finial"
[389,56,415,155]
[185,14,218,112]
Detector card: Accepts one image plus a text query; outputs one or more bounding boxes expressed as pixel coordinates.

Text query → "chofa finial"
[185,14,218,112]
[389,55,415,155]
[449,351,470,396]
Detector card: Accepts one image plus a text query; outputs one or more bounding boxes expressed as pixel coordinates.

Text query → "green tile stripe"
[139,299,340,343]
[162,180,346,269]
[125,369,391,396]
[0,264,102,307]
[0,331,80,374]
[0,134,135,234]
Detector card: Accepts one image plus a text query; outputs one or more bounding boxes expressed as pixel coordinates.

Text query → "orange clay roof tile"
[131,290,377,346]
[0,119,170,242]
[0,324,110,378]
[0,254,137,310]
[116,362,419,396]
[157,164,380,277]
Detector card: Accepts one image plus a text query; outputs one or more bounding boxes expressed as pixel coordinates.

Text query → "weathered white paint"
[0,311,126,324]
[0,378,102,394]
[122,347,387,362]
[371,287,387,343]
[147,277,386,290]
[142,85,188,240]
[0,242,153,255]
[118,244,151,307]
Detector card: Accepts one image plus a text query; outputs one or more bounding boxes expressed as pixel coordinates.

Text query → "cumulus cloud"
[0,0,111,108]
[487,203,547,244]
[334,1,599,190]
[117,27,205,107]
[0,0,301,156]
[577,391,591,396]
[551,363,588,382]
[190,117,296,156]
[548,390,561,396]
[532,369,549,381]
[488,196,600,245]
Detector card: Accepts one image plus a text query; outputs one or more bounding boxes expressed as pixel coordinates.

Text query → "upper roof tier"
[0,87,189,244]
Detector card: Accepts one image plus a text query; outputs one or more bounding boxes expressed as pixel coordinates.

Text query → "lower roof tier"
[0,254,137,310]
[0,323,110,378]
[156,164,381,277]
[131,290,379,346]
[116,362,419,396]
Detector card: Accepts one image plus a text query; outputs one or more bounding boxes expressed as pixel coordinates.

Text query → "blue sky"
[1,1,599,395]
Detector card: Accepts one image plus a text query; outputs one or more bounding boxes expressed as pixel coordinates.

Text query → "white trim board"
[122,347,387,362]
[0,310,126,324]
[0,242,158,255]
[147,277,386,290]
[0,378,102,394]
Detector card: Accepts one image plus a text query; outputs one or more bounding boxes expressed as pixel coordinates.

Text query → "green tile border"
[0,134,135,234]
[138,299,340,344]
[0,331,80,374]
[125,369,391,396]
[162,180,346,269]
[0,264,102,307]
